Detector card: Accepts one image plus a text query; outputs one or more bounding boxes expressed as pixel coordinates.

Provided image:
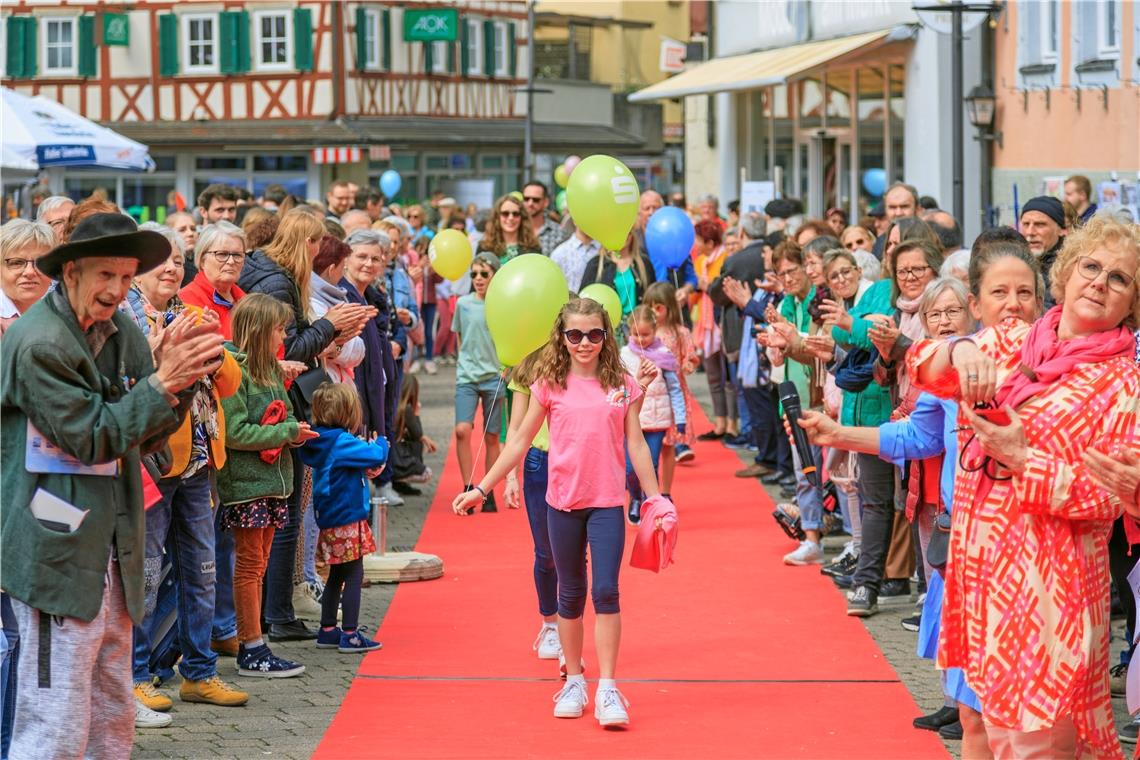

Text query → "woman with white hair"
[179,221,247,340]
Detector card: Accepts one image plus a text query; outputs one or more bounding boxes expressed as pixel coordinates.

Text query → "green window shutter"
[6,17,27,78]
[381,10,391,70]
[482,20,494,77]
[236,11,250,72]
[354,7,367,70]
[22,17,37,77]
[446,41,455,74]
[424,42,433,74]
[77,16,97,77]
[158,14,178,76]
[294,7,313,72]
[219,12,235,73]
[459,18,469,76]
[508,22,517,77]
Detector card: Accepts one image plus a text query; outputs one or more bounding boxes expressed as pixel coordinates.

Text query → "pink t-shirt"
[530,372,642,510]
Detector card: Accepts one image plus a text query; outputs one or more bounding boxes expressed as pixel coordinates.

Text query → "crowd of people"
[0,165,1138,756]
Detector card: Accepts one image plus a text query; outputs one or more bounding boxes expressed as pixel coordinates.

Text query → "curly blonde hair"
[530,298,628,392]
[478,195,541,258]
[1049,216,1140,330]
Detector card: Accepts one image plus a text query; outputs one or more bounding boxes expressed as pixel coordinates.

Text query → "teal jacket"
[216,347,300,506]
[1,289,182,623]
[830,278,896,427]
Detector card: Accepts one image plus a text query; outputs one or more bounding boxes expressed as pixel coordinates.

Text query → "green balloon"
[485,254,570,367]
[578,283,622,328]
[555,189,568,213]
[566,154,640,251]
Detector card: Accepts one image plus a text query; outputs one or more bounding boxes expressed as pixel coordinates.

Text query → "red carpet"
[315,406,948,759]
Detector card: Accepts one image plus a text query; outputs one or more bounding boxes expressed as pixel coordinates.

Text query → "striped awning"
[628,29,898,102]
[311,146,363,164]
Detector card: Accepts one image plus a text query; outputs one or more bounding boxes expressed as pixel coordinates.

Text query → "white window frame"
[493,21,509,77]
[252,9,293,72]
[431,40,448,74]
[181,13,219,74]
[466,17,482,76]
[1040,0,1059,63]
[362,8,381,70]
[0,17,7,78]
[41,17,77,76]
[1097,0,1120,56]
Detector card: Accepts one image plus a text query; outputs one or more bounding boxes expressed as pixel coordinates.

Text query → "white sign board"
[441,179,495,211]
[659,38,686,73]
[740,181,776,215]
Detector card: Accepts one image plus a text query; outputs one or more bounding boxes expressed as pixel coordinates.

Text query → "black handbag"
[927,511,952,572]
[289,365,332,422]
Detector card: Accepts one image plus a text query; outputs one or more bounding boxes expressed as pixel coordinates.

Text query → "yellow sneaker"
[179,675,250,707]
[134,681,173,712]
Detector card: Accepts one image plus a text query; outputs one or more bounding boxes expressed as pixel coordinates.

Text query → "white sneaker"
[424,360,438,375]
[533,624,561,660]
[408,359,424,374]
[783,540,824,566]
[135,699,173,729]
[378,482,405,507]
[552,679,589,718]
[594,687,630,727]
[292,582,331,622]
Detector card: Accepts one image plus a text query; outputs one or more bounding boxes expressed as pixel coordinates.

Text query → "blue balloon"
[380,170,402,198]
[644,207,696,271]
[862,168,887,197]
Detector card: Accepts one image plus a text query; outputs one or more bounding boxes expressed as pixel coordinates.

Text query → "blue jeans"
[547,507,625,619]
[264,454,303,624]
[743,385,791,474]
[421,303,436,360]
[730,361,751,436]
[625,430,666,504]
[792,444,825,532]
[132,469,219,682]
[522,448,558,618]
[212,498,237,641]
[1,593,18,758]
[302,495,320,586]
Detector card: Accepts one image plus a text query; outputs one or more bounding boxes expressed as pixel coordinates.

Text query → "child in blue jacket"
[298,383,389,653]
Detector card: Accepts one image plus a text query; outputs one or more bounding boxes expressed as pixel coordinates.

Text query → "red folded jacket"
[630,495,678,573]
[259,399,289,464]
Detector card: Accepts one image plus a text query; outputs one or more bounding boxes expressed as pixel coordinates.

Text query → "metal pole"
[523,0,536,179]
[951,5,964,221]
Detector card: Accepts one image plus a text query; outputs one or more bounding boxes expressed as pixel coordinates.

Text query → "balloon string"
[469,371,507,489]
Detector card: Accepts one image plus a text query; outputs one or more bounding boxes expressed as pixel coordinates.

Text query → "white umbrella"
[1,86,154,171]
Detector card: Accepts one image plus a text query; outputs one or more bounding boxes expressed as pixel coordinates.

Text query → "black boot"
[913,706,959,732]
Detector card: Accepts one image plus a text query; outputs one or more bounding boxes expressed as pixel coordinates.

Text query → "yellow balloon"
[554,164,569,189]
[485,254,569,367]
[578,283,622,327]
[566,154,640,251]
[427,229,472,280]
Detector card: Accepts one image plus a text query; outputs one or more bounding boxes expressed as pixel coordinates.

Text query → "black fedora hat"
[37,213,171,279]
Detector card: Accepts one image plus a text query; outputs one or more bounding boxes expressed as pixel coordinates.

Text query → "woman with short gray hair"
[179,221,247,339]
[0,219,55,335]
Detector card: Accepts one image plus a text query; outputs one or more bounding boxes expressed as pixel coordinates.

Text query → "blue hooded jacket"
[297,426,389,530]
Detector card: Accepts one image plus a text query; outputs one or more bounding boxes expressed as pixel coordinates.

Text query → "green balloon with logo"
[566,155,640,251]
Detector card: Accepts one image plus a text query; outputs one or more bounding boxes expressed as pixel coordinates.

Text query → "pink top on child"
[630,495,678,572]
[531,373,642,510]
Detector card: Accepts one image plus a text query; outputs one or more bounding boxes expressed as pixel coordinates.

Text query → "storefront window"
[122,175,179,224]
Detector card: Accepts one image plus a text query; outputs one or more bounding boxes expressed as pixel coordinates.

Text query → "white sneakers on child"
[783,540,824,566]
[552,679,589,718]
[533,624,561,660]
[134,699,172,729]
[594,687,631,728]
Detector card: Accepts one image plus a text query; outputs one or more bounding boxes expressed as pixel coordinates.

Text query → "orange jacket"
[165,349,242,478]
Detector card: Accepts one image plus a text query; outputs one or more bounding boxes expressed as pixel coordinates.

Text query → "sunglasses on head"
[562,328,607,345]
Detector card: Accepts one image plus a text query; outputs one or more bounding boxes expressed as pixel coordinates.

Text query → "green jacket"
[215,347,299,506]
[779,285,815,409]
[829,278,896,427]
[1,290,181,623]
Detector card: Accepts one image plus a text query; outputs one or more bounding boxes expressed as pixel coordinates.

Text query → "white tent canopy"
[1,87,153,171]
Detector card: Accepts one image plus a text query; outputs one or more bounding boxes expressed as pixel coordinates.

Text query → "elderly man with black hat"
[1019,195,1068,305]
[0,213,226,758]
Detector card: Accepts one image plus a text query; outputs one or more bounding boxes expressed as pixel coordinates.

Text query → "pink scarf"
[627,337,679,373]
[895,292,926,344]
[995,305,1135,411]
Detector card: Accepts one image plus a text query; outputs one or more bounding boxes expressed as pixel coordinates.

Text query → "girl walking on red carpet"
[453,298,661,729]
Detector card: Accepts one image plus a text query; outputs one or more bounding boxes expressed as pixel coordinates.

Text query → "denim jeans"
[729,361,750,436]
[1,593,18,758]
[625,430,666,504]
[132,469,219,682]
[212,499,237,641]
[522,448,559,618]
[743,385,791,474]
[421,302,436,360]
[547,506,625,618]
[302,496,320,586]
[791,444,825,532]
[263,454,303,625]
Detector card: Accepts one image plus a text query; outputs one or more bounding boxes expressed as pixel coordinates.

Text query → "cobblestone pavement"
[134,366,1135,758]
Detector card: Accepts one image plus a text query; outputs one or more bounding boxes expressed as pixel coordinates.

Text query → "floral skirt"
[221,496,289,530]
[318,519,377,565]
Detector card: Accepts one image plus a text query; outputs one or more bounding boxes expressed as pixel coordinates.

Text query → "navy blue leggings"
[547,506,625,619]
[522,449,559,617]
[625,429,666,503]
[321,558,363,631]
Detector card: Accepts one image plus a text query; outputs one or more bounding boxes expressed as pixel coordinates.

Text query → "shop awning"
[627,28,901,102]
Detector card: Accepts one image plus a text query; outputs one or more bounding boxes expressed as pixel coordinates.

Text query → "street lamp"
[964,82,1002,228]
[964,83,995,129]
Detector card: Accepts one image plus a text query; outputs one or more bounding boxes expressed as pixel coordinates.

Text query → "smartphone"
[974,406,1011,426]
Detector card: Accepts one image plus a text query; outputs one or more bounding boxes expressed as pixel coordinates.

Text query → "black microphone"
[779,381,821,489]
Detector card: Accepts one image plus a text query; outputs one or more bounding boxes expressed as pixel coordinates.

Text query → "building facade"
[991,0,1138,223]
[2,0,668,217]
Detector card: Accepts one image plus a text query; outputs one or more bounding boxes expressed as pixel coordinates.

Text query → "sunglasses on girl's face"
[500,210,522,219]
[562,328,607,345]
